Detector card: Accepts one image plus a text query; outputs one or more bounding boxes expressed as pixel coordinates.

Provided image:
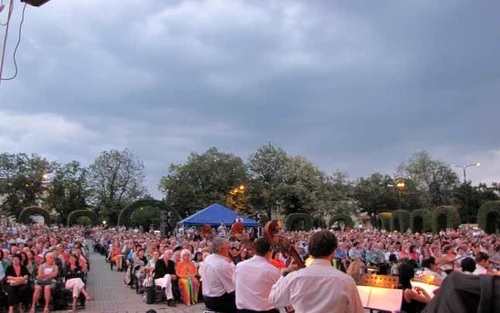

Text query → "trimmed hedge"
[18,206,51,224]
[376,212,393,231]
[329,214,355,229]
[477,201,500,234]
[285,213,314,231]
[67,210,99,226]
[432,206,460,233]
[117,198,181,226]
[391,210,411,232]
[410,209,432,233]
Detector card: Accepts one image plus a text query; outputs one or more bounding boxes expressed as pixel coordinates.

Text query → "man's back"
[269,259,363,313]
[202,253,235,297]
[234,255,281,311]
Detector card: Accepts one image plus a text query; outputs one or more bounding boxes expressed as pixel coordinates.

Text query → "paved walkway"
[84,252,204,313]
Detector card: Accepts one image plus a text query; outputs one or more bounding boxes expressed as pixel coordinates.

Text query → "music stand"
[357,274,402,313]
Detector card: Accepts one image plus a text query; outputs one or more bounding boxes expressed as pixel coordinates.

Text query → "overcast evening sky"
[1,0,499,197]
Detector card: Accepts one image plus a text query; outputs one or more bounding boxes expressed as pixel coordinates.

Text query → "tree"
[353,173,399,215]
[0,153,52,217]
[158,147,249,216]
[45,161,89,224]
[247,144,329,218]
[397,151,459,207]
[452,182,499,224]
[86,149,146,224]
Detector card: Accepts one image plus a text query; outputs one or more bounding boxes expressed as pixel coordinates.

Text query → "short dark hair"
[461,257,476,273]
[308,230,337,258]
[475,252,489,263]
[254,238,272,257]
[422,256,436,269]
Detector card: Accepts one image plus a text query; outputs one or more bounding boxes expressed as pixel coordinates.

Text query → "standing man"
[202,237,237,313]
[269,230,364,313]
[233,238,282,313]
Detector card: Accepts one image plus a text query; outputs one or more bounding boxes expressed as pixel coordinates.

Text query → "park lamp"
[396,181,406,190]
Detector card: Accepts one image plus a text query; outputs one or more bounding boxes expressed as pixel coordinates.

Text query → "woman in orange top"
[110,242,123,271]
[175,249,199,306]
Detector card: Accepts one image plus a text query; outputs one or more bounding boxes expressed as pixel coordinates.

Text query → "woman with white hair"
[175,249,199,306]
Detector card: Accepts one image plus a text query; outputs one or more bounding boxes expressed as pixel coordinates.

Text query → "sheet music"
[357,286,403,313]
[411,281,440,299]
[356,285,371,307]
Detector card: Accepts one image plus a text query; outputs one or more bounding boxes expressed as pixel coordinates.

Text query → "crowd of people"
[2,218,499,313]
[0,221,91,313]
[91,221,499,313]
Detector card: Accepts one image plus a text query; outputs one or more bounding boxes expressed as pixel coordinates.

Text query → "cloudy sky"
[1,0,499,197]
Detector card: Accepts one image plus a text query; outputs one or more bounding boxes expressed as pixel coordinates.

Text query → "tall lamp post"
[455,163,481,184]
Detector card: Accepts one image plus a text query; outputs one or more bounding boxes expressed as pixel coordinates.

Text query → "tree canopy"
[1,146,499,230]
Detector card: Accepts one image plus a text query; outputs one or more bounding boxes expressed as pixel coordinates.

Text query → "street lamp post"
[455,163,481,184]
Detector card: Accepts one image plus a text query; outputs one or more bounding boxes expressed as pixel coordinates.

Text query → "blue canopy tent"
[178,203,260,227]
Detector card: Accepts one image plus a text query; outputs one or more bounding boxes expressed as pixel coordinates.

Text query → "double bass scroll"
[264,220,305,269]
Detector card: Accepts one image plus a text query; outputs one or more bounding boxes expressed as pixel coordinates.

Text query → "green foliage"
[432,206,461,232]
[117,198,181,226]
[46,161,89,223]
[130,206,161,230]
[159,147,249,217]
[285,213,314,231]
[376,212,392,231]
[67,210,99,226]
[410,209,432,232]
[77,216,92,226]
[0,153,52,216]
[18,206,51,224]
[249,144,340,218]
[390,210,411,232]
[452,183,499,224]
[397,151,459,208]
[353,173,399,214]
[477,201,500,234]
[328,214,354,229]
[86,149,146,224]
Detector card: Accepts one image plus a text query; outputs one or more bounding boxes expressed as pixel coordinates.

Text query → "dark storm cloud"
[1,0,499,195]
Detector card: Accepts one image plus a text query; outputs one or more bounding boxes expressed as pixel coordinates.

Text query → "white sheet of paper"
[411,281,440,299]
[365,287,403,313]
[356,286,371,307]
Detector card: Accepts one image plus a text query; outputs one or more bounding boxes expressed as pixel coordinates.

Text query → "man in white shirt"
[202,237,237,313]
[233,238,281,313]
[473,252,490,275]
[269,230,364,313]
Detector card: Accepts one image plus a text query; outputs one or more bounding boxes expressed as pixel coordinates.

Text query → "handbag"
[36,278,53,286]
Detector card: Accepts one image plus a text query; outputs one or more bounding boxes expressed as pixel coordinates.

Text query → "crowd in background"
[2,218,499,313]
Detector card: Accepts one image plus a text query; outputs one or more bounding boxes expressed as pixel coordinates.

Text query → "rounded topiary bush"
[477,201,500,234]
[377,212,393,231]
[67,209,99,226]
[285,213,314,231]
[117,198,181,226]
[432,206,460,233]
[329,214,355,229]
[410,209,432,233]
[391,210,411,232]
[18,206,51,224]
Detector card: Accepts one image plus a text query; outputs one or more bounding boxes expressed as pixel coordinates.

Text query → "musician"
[473,252,490,275]
[202,237,237,313]
[233,238,282,313]
[269,230,364,313]
[416,257,443,285]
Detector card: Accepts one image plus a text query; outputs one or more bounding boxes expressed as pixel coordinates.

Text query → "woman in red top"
[269,251,286,269]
